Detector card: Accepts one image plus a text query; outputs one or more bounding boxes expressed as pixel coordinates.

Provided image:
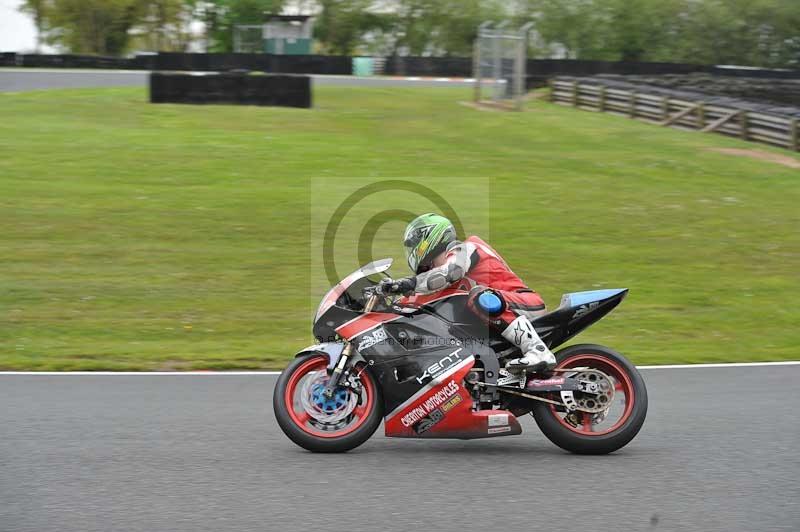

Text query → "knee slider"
[476,289,505,317]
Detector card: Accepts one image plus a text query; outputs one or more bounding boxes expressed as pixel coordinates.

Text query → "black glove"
[377,277,417,296]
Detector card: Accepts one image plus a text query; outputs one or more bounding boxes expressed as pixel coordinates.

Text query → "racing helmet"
[403,213,457,274]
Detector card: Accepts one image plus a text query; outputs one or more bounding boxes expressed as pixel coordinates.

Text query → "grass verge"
[1,86,798,369]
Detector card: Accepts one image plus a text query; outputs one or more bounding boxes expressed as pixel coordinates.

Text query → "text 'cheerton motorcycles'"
[274,259,647,453]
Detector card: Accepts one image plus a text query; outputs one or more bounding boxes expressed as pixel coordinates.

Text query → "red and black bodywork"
[302,259,629,440]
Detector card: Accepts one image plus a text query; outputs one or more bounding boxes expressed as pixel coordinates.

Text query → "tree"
[41,0,143,55]
[203,0,284,52]
[19,0,48,52]
[519,0,800,68]
[315,0,378,55]
[135,0,197,51]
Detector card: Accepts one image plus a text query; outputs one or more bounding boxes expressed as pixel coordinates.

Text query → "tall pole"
[515,22,534,111]
[474,22,492,103]
[492,21,508,102]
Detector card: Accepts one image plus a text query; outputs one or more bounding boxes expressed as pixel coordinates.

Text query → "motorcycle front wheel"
[531,344,648,455]
[274,353,383,453]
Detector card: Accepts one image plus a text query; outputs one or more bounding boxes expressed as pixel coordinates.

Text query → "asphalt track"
[2,365,798,532]
[0,69,494,92]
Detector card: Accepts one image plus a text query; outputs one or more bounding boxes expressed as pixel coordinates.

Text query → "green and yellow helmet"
[403,213,457,274]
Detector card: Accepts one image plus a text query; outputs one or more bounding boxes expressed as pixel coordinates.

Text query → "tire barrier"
[0,52,18,67]
[383,56,473,77]
[381,57,712,82]
[524,59,711,88]
[589,73,800,108]
[551,76,800,152]
[152,53,351,74]
[13,54,133,69]
[149,72,311,108]
[0,52,349,75]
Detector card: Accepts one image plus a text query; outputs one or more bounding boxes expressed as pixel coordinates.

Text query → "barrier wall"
[149,72,312,108]
[152,53,351,74]
[0,52,17,67]
[593,73,800,107]
[382,56,473,77]
[551,76,799,152]
[3,52,799,82]
[0,52,349,74]
[14,54,132,69]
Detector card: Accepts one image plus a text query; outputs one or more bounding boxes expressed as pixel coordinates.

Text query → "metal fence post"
[598,85,606,112]
[629,91,637,118]
[514,22,533,111]
[492,23,507,102]
[474,22,492,103]
[473,37,482,103]
[740,112,748,140]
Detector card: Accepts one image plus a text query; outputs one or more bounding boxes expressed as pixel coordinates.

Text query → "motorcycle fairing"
[350,301,516,439]
[292,342,346,369]
[314,259,392,323]
[313,259,393,343]
[309,260,627,440]
[336,312,400,340]
[354,304,497,412]
[560,289,627,309]
[533,288,628,348]
[382,355,522,439]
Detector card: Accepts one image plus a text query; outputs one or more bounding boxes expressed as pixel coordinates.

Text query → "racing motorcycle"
[274,259,647,454]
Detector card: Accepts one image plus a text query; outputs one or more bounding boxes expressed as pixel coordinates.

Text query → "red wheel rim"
[284,355,376,439]
[548,354,635,436]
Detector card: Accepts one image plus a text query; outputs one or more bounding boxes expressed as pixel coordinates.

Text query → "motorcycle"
[274,258,647,454]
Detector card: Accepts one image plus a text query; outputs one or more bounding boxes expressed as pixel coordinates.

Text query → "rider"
[377,213,556,371]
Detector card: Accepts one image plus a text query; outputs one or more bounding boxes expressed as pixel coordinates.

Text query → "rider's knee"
[467,286,506,320]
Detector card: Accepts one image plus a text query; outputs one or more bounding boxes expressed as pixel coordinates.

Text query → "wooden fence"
[550,78,799,152]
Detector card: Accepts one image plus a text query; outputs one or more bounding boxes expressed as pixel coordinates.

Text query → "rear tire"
[531,344,647,454]
[274,354,383,453]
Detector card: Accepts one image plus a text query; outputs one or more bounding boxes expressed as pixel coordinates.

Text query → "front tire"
[274,353,383,453]
[531,344,648,454]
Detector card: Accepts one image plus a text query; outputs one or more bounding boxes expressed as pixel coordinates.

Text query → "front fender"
[295,342,346,369]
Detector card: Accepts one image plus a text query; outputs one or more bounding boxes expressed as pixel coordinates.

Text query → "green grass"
[1,86,798,370]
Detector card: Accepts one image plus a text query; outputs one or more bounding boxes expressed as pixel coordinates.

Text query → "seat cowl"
[559,289,628,309]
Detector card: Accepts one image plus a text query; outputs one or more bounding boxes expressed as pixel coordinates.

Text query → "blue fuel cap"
[477,292,503,315]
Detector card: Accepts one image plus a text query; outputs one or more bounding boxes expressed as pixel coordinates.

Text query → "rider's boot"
[501,315,556,373]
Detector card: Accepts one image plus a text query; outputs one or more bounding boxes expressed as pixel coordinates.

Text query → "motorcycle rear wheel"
[531,344,648,455]
[274,353,383,453]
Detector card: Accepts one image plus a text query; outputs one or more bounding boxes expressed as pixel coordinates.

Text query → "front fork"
[322,292,379,398]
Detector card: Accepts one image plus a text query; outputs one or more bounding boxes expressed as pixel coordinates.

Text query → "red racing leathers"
[402,235,545,330]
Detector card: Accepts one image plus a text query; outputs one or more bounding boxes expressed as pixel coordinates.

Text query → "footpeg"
[496,369,522,387]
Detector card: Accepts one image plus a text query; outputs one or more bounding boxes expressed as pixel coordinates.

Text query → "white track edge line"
[0,371,283,375]
[1,360,798,375]
[636,361,800,369]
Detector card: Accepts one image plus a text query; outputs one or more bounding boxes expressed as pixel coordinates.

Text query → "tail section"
[532,289,628,349]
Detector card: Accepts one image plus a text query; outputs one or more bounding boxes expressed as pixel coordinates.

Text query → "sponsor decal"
[488,426,512,435]
[573,301,599,319]
[529,377,566,388]
[488,413,509,427]
[440,394,463,413]
[401,380,461,428]
[416,348,464,384]
[357,326,388,351]
[413,408,444,434]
